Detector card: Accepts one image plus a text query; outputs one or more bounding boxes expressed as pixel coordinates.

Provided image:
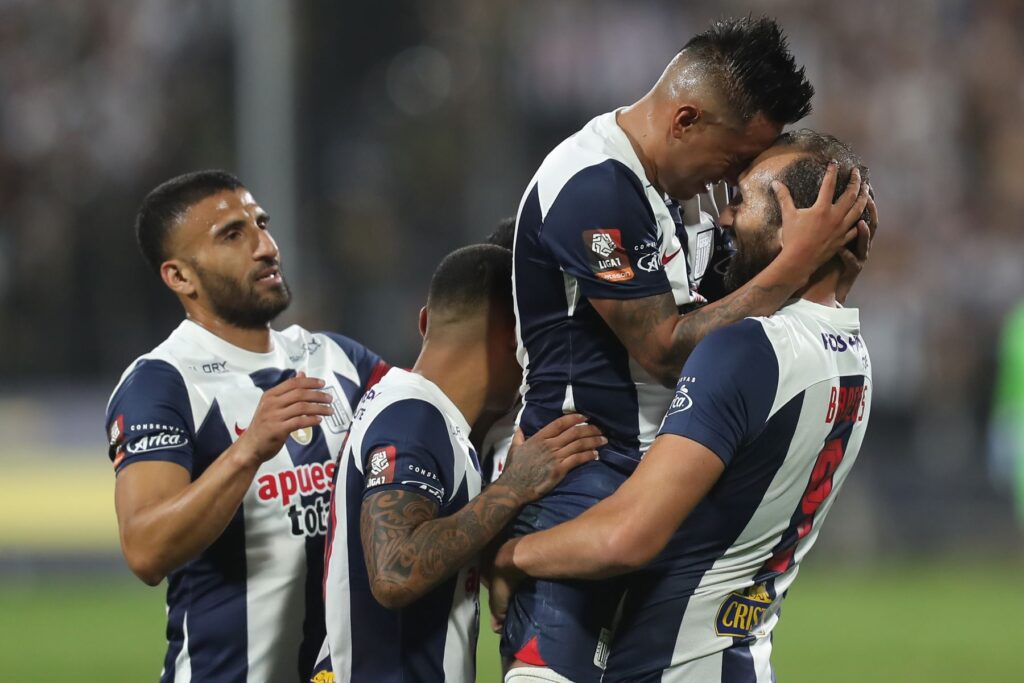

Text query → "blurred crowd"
[1,0,1022,552]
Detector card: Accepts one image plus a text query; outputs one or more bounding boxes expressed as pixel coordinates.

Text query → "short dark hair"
[768,129,870,226]
[135,170,244,273]
[682,16,813,125]
[427,244,513,320]
[485,217,516,251]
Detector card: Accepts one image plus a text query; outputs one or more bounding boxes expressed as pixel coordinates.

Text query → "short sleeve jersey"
[513,110,733,469]
[105,320,388,683]
[604,300,873,680]
[322,368,482,682]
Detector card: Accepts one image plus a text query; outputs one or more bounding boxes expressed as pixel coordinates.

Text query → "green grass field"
[0,561,1019,682]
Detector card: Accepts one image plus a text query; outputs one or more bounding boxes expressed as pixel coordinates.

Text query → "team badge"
[582,229,635,282]
[291,426,314,445]
[321,386,351,435]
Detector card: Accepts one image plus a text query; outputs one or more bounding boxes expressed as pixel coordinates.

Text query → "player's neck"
[185,310,273,353]
[617,102,664,196]
[411,340,488,427]
[796,263,841,307]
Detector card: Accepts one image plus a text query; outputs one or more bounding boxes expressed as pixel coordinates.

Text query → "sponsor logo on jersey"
[125,432,187,455]
[322,386,352,435]
[637,252,661,273]
[666,385,693,416]
[715,583,773,638]
[310,672,335,683]
[257,461,338,537]
[365,445,397,488]
[583,229,635,282]
[661,248,682,265]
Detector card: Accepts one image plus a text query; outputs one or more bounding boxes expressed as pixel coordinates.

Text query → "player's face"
[718,148,805,291]
[661,111,781,200]
[173,189,291,328]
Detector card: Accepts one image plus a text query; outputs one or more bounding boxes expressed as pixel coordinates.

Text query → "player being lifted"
[316,245,605,681]
[503,16,872,682]
[107,171,388,682]
[496,131,875,682]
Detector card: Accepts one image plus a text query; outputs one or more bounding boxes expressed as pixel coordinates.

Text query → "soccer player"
[317,245,605,681]
[106,171,388,682]
[496,131,874,682]
[503,17,871,681]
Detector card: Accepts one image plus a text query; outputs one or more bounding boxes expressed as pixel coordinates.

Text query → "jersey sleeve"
[359,399,455,508]
[321,332,391,410]
[540,160,670,300]
[658,320,779,465]
[105,359,195,474]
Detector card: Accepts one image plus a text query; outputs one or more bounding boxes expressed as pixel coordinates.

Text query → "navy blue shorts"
[500,459,632,683]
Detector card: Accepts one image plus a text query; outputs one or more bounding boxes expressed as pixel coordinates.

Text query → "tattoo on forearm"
[360,484,525,605]
[672,280,792,356]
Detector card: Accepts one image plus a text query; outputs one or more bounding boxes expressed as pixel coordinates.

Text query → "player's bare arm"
[115,373,333,585]
[591,164,869,387]
[360,414,605,610]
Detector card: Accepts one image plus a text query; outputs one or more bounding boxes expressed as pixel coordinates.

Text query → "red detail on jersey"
[257,461,336,506]
[365,360,391,393]
[234,423,247,436]
[112,450,126,470]
[365,445,398,488]
[662,248,682,265]
[323,434,349,599]
[515,635,547,666]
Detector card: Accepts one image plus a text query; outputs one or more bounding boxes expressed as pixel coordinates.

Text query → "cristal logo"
[126,432,186,454]
[666,386,693,415]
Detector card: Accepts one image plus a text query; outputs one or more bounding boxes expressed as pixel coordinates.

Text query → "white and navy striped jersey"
[321,368,482,682]
[513,110,733,469]
[604,299,872,682]
[105,320,387,683]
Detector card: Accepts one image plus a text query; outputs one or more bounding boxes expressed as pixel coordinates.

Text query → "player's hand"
[774,161,869,283]
[496,415,605,504]
[488,537,525,633]
[836,189,878,304]
[236,372,334,465]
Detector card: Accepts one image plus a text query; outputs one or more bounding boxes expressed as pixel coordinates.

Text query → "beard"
[724,225,781,293]
[192,260,291,329]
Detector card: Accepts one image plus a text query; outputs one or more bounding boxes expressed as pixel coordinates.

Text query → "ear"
[671,104,702,139]
[160,259,197,298]
[418,306,428,338]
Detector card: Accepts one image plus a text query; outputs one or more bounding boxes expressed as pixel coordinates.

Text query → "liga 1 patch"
[715,583,773,638]
[583,228,635,282]
[365,444,397,489]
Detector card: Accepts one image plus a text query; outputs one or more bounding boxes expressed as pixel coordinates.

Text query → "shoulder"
[316,330,378,362]
[685,319,779,396]
[108,356,189,409]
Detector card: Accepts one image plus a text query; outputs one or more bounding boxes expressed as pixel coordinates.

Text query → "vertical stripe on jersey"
[514,184,641,460]
[161,573,188,683]
[606,394,805,680]
[188,402,249,681]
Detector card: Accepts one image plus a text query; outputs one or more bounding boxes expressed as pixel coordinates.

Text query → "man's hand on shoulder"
[495,414,605,504]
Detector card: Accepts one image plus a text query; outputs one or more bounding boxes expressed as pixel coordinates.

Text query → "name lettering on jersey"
[583,229,635,282]
[364,445,397,489]
[125,431,188,455]
[825,385,867,424]
[715,584,773,639]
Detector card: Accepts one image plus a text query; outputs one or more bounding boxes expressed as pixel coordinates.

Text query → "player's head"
[718,129,870,291]
[486,216,516,251]
[648,16,813,200]
[421,244,519,411]
[135,170,291,329]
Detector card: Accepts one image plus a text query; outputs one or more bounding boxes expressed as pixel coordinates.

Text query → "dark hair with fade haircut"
[682,15,814,125]
[767,129,870,227]
[135,170,245,273]
[427,244,513,321]
[485,216,516,251]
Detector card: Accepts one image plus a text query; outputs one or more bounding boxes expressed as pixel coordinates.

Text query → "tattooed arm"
[591,164,869,388]
[360,414,604,610]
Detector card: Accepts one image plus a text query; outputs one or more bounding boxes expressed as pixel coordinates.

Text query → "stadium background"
[1,0,1022,680]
